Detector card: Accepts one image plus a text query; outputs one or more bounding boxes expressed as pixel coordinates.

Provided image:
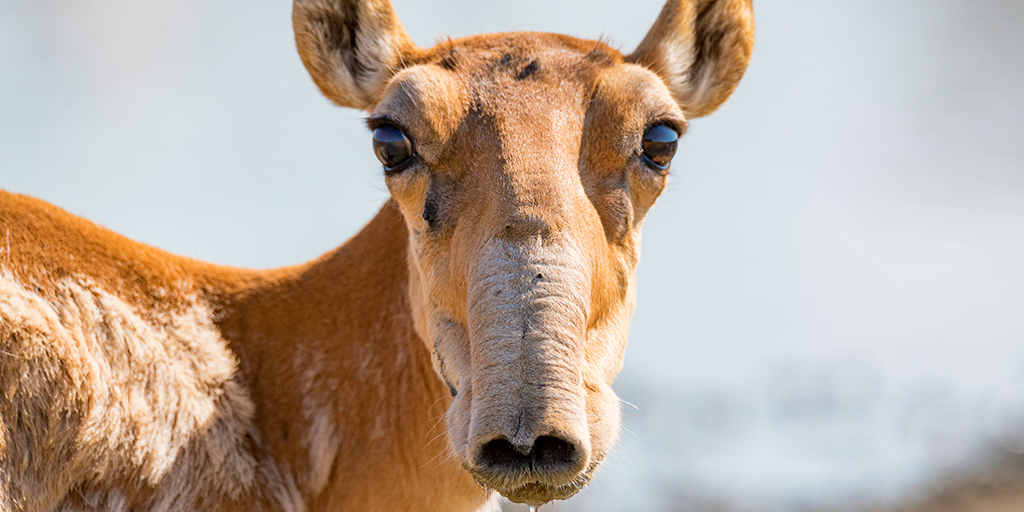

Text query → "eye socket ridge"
[640,122,680,171]
[368,117,417,174]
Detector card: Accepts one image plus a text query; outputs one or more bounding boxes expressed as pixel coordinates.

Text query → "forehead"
[371,32,684,167]
[378,33,623,118]
[436,32,622,86]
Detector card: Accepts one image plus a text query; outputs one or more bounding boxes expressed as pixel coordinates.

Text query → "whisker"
[619,398,641,412]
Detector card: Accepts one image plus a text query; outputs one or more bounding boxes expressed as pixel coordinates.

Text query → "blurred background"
[2,0,1023,510]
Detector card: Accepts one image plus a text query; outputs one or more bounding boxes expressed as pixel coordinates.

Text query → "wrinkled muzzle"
[450,238,597,504]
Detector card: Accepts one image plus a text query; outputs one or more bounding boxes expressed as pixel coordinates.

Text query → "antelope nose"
[474,433,585,477]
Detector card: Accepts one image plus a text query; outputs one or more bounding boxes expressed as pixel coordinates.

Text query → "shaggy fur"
[0,274,300,512]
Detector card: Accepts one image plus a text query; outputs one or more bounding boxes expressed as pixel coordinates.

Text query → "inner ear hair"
[627,0,755,119]
[293,0,425,110]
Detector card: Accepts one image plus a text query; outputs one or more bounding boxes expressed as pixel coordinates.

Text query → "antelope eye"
[641,124,678,170]
[372,124,413,172]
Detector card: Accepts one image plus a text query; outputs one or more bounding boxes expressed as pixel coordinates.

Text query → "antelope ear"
[293,0,423,110]
[627,0,755,118]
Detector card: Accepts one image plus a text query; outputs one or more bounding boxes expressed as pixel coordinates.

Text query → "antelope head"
[293,0,753,505]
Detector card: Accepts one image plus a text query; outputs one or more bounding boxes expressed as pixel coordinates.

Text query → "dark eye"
[372,124,414,172]
[641,124,678,170]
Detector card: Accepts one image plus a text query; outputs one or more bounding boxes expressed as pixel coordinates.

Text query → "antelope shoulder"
[0,271,299,512]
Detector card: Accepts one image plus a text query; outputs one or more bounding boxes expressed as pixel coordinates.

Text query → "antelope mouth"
[466,459,603,505]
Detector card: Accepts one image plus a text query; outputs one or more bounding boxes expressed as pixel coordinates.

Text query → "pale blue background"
[2,1,1023,510]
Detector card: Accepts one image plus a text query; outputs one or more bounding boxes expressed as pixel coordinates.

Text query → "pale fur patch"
[296,345,341,497]
[54,490,128,512]
[0,273,300,512]
[475,492,502,512]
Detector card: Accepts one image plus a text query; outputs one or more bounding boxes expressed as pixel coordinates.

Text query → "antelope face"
[293,0,754,505]
[377,40,680,503]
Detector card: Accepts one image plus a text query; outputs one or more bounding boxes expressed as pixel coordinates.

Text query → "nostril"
[532,435,578,469]
[478,439,530,472]
[476,435,581,475]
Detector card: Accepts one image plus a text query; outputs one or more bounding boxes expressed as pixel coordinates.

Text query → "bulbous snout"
[467,403,591,488]
[464,385,594,504]
[457,240,599,504]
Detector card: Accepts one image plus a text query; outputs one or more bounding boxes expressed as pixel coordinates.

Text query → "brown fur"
[0,0,754,510]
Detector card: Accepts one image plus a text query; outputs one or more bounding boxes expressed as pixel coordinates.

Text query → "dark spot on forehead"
[439,54,458,71]
[586,42,617,66]
[420,33,624,85]
[433,42,459,71]
[516,59,540,80]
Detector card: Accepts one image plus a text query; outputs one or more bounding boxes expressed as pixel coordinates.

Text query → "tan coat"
[0,0,753,510]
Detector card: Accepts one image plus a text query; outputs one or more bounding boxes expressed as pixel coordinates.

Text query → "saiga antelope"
[0,0,754,510]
